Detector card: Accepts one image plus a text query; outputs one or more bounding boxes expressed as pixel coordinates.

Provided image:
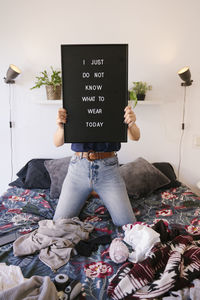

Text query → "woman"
[53,105,140,226]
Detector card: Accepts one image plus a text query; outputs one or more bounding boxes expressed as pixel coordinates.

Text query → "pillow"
[44,156,71,199]
[119,157,170,198]
[152,162,181,189]
[9,177,25,188]
[9,159,51,189]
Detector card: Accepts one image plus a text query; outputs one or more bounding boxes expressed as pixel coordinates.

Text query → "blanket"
[1,184,200,300]
[107,235,200,299]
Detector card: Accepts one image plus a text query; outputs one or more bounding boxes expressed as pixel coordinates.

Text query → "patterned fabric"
[0,184,200,300]
[107,235,200,299]
[0,187,56,235]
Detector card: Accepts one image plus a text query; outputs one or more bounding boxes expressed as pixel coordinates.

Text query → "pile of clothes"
[107,221,200,299]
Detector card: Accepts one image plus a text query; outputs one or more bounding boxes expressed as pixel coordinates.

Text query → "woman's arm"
[124,106,140,141]
[53,108,67,147]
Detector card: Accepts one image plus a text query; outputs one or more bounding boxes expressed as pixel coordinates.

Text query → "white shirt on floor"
[123,223,160,263]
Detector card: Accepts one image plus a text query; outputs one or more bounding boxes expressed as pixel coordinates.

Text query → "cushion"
[119,157,170,198]
[9,159,51,189]
[44,156,71,199]
[9,177,25,188]
[152,162,181,189]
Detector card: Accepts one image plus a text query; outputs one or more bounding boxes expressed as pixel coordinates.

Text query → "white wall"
[0,0,200,195]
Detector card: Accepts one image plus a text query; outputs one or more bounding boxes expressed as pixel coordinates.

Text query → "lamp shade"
[178,66,193,86]
[4,64,21,84]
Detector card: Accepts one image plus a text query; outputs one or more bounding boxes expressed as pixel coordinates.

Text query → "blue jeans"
[53,154,136,226]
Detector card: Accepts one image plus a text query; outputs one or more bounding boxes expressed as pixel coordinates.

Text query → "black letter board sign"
[61,44,128,143]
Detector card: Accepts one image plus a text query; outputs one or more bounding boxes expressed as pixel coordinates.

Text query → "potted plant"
[31,67,62,100]
[128,90,137,108]
[130,81,152,101]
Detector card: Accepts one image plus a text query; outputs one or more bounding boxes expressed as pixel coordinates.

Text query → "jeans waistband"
[75,151,115,161]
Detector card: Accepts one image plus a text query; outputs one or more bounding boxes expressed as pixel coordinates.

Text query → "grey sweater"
[13,217,94,271]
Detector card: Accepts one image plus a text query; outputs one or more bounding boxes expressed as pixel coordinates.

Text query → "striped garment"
[107,235,200,299]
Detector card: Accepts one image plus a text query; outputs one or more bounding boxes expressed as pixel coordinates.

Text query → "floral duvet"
[0,184,200,299]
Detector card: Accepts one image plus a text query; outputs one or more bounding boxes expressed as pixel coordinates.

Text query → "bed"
[1,157,200,300]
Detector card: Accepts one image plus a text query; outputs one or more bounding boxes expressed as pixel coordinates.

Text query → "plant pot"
[137,93,146,101]
[46,85,62,100]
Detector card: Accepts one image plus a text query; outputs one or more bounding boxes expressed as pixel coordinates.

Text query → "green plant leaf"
[30,67,62,90]
[130,81,152,95]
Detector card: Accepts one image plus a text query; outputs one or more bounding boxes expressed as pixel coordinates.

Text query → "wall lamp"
[3,64,21,182]
[4,64,21,84]
[177,66,193,180]
[178,66,193,86]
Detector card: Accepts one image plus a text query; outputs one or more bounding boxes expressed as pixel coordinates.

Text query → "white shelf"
[137,100,161,105]
[35,100,62,105]
[129,100,162,105]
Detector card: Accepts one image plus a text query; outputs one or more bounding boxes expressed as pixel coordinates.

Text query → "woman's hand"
[57,108,67,128]
[124,105,140,141]
[124,105,136,128]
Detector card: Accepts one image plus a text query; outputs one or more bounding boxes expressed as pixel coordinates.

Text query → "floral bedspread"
[0,185,200,299]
